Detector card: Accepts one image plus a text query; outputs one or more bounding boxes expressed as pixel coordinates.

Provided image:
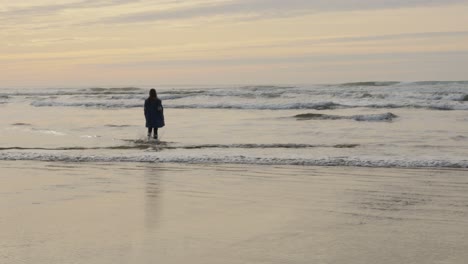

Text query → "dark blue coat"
[144,98,165,128]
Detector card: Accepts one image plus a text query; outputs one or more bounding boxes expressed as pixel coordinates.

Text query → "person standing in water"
[144,89,165,140]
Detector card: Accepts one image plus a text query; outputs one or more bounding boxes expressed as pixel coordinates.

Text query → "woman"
[144,89,165,140]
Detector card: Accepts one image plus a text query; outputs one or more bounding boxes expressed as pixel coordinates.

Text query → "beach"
[3,0,468,262]
[1,161,468,263]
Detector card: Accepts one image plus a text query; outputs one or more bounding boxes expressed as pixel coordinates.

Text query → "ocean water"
[0,81,467,168]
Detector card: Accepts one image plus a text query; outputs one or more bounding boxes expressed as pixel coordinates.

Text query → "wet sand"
[1,161,468,263]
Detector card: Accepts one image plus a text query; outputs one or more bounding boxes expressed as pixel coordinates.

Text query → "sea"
[1,81,467,168]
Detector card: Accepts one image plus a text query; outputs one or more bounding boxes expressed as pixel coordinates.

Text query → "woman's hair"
[149,89,157,100]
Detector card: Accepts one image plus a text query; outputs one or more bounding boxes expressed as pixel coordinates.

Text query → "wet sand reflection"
[144,165,163,230]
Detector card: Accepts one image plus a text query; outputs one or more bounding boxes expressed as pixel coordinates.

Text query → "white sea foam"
[33,129,66,136]
[30,99,468,110]
[0,151,466,168]
[31,101,143,108]
[21,82,467,110]
[294,112,397,121]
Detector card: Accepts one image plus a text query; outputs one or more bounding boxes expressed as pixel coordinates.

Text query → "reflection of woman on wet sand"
[144,166,162,230]
[144,89,165,140]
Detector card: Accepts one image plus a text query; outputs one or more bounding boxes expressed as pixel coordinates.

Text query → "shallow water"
[1,83,468,263]
[0,83,467,168]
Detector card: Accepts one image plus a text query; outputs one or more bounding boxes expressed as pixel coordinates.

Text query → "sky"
[2,0,468,87]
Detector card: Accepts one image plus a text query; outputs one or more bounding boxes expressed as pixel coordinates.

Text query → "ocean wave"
[4,90,143,97]
[294,112,397,121]
[31,101,143,108]
[359,93,387,99]
[132,142,359,149]
[410,81,468,86]
[29,100,342,110]
[3,82,468,98]
[77,87,143,94]
[32,129,66,136]
[104,124,135,128]
[77,93,190,101]
[11,123,32,126]
[452,135,467,141]
[340,82,400,87]
[169,102,468,111]
[0,94,8,104]
[367,103,468,111]
[241,85,295,91]
[11,82,465,111]
[158,89,206,95]
[168,101,343,110]
[0,152,466,168]
[29,99,468,110]
[0,143,359,151]
[85,87,142,92]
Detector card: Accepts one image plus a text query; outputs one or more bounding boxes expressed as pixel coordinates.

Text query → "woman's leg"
[147,127,153,137]
[154,128,158,139]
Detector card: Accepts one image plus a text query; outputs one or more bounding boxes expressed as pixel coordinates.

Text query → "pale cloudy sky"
[2,0,468,87]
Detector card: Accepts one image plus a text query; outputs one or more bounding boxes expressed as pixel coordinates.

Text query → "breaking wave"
[0,82,465,111]
[81,87,142,92]
[410,81,468,85]
[294,112,397,121]
[338,80,468,87]
[0,151,466,168]
[0,143,359,151]
[340,81,401,87]
[0,94,8,104]
[29,100,468,110]
[167,101,343,110]
[11,123,32,126]
[31,101,143,108]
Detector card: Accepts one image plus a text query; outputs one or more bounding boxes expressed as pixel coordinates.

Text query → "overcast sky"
[2,0,468,87]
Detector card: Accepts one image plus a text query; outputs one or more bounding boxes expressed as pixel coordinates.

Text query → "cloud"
[309,30,468,43]
[2,0,467,28]
[0,0,146,30]
[0,0,138,18]
[79,50,468,71]
[95,0,468,25]
[3,29,466,63]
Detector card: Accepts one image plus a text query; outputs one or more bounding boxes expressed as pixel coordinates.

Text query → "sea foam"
[0,151,466,168]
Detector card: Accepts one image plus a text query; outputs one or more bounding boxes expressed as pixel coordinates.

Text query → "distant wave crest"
[339,81,468,87]
[340,81,400,87]
[1,82,464,111]
[29,100,468,110]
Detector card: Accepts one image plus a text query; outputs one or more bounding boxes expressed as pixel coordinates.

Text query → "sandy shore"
[1,161,468,263]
